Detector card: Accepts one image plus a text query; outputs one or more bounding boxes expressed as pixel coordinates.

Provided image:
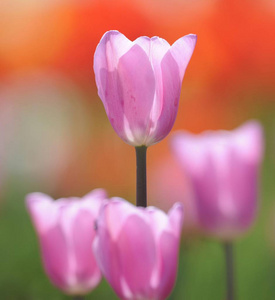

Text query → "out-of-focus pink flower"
[171,121,264,241]
[93,198,183,300]
[93,30,196,147]
[26,189,107,295]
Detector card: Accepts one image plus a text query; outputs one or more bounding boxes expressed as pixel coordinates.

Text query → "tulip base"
[135,146,147,207]
[224,242,235,300]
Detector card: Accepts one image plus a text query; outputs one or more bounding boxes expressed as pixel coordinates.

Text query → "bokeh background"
[0,0,275,299]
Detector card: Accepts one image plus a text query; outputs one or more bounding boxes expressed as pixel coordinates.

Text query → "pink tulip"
[93,198,183,300]
[26,189,107,295]
[171,121,264,241]
[93,30,197,146]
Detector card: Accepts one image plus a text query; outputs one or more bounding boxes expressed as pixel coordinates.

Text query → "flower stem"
[135,146,147,207]
[224,242,235,300]
[72,296,85,300]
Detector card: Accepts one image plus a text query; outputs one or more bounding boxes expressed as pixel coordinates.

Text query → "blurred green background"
[0,0,275,299]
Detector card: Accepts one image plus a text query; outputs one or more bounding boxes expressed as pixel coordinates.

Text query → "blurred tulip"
[26,189,107,295]
[171,121,264,240]
[93,30,196,146]
[93,198,183,300]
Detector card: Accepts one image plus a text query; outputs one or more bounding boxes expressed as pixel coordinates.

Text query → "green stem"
[72,296,85,300]
[135,146,147,207]
[224,242,235,300]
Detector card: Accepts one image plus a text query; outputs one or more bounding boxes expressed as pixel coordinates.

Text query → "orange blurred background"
[1,0,274,199]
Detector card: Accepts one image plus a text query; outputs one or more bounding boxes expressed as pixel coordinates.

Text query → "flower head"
[26,189,107,295]
[171,121,264,240]
[94,30,196,146]
[93,198,183,300]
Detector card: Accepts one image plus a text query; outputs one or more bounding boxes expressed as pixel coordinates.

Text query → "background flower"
[26,189,106,295]
[170,121,264,240]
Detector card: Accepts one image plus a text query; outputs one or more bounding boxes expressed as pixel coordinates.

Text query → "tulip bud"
[93,198,183,300]
[26,189,107,295]
[171,121,264,241]
[94,30,196,147]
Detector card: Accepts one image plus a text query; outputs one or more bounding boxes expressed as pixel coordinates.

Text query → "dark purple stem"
[135,146,147,207]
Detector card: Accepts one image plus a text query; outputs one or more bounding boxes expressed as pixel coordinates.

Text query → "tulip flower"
[93,30,197,147]
[26,189,107,295]
[93,198,183,300]
[171,121,263,300]
[94,30,196,207]
[171,120,264,241]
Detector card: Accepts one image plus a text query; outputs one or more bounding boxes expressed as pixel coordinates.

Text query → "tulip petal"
[133,36,172,145]
[94,30,156,145]
[170,34,197,80]
[148,35,196,145]
[147,203,183,299]
[148,51,182,144]
[116,44,156,144]
[71,210,101,289]
[26,193,58,234]
[157,232,179,300]
[82,188,107,215]
[171,131,208,177]
[168,202,184,236]
[94,31,133,142]
[83,188,108,201]
[94,31,133,80]
[116,214,156,298]
[40,224,70,291]
[102,198,139,240]
[93,199,140,298]
[145,206,170,239]
[93,212,123,298]
[26,193,71,290]
[233,120,264,163]
[134,36,171,61]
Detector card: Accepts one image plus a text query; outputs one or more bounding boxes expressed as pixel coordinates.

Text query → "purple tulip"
[26,189,107,295]
[93,30,196,146]
[93,198,183,300]
[171,121,264,241]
